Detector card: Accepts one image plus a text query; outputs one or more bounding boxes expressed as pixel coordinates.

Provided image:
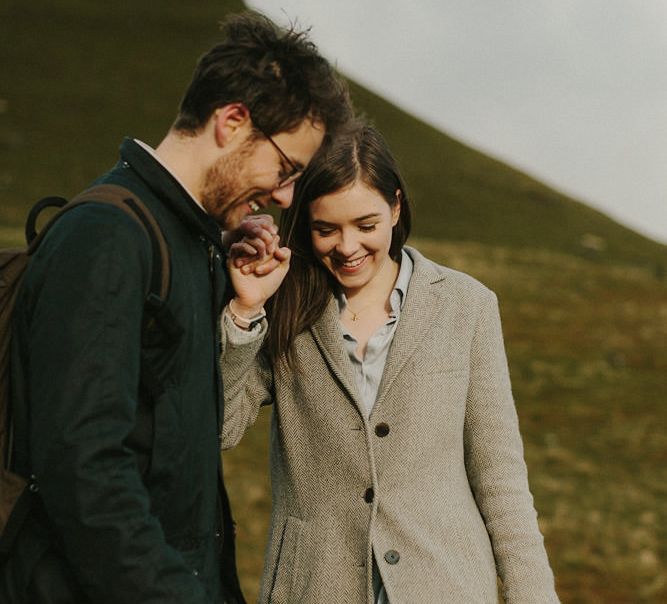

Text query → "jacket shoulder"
[405,245,496,303]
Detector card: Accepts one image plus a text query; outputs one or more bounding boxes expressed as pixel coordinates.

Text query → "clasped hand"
[226,215,290,316]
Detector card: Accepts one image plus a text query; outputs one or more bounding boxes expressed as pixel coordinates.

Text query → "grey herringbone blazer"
[222,247,559,604]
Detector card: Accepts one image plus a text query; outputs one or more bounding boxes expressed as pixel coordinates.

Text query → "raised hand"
[227,233,291,316]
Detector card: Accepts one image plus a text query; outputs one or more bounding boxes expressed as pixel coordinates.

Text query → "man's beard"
[200,141,255,229]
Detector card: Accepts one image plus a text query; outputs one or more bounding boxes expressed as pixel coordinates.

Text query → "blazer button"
[384,550,400,565]
[375,423,390,437]
[364,487,374,503]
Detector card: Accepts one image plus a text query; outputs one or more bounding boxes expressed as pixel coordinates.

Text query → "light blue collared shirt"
[337,249,413,419]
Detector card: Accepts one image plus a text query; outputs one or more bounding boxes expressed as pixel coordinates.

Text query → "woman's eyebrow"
[311,213,382,226]
[354,213,382,221]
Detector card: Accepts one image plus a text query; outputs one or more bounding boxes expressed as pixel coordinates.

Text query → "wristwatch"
[226,299,266,331]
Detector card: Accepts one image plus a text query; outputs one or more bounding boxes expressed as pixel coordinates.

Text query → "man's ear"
[213,103,251,148]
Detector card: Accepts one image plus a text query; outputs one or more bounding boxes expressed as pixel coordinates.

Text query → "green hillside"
[2,1,666,268]
[350,82,667,267]
[0,0,246,231]
[2,2,665,603]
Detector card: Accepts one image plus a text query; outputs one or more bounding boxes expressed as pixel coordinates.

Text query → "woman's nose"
[335,230,359,256]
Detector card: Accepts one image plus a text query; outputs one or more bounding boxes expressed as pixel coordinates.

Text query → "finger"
[253,247,291,275]
[239,255,274,274]
[239,236,269,257]
[266,234,281,256]
[234,254,263,268]
[241,215,278,238]
[244,213,274,223]
[252,257,281,276]
[239,258,265,273]
[245,226,276,247]
[273,246,291,262]
[229,241,260,260]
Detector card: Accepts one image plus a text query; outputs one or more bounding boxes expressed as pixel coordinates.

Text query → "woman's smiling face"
[309,180,400,294]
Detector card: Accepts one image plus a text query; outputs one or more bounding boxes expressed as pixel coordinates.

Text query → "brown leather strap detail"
[29,184,170,301]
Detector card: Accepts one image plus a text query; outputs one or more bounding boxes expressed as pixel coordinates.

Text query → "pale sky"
[249,0,667,244]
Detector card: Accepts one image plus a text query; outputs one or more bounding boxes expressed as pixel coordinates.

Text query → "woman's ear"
[213,103,251,148]
[391,189,402,226]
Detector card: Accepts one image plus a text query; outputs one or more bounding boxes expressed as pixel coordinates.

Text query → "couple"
[2,11,558,604]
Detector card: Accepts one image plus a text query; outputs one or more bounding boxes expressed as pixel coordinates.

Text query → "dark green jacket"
[5,139,243,603]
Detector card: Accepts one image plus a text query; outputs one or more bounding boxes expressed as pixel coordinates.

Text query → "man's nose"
[271,181,295,208]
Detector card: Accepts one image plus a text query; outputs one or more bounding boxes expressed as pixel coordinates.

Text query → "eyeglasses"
[256,126,303,188]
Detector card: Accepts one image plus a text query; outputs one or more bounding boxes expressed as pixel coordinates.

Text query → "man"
[3,12,351,603]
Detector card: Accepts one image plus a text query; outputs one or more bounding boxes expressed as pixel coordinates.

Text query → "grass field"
[224,237,667,603]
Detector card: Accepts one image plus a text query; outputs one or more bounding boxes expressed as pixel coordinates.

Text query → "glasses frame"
[255,125,303,188]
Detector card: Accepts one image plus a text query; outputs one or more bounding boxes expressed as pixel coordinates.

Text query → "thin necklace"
[345,299,388,321]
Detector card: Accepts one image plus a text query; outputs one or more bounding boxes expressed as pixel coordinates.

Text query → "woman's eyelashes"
[313,226,335,236]
[312,223,378,237]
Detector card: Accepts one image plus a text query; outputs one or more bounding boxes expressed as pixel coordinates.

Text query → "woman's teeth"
[248,201,260,212]
[342,256,366,268]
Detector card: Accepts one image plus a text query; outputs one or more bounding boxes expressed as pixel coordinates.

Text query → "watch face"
[248,316,266,330]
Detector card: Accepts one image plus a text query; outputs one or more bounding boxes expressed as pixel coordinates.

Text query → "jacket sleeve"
[463,290,560,603]
[219,313,273,449]
[23,206,212,603]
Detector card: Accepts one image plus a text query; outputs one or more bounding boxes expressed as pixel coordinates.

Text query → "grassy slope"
[2,2,666,602]
[0,0,245,229]
[349,83,667,268]
[1,2,666,268]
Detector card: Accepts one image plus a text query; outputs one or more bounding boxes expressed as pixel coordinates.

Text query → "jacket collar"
[119,137,224,251]
[373,246,449,412]
[310,246,449,419]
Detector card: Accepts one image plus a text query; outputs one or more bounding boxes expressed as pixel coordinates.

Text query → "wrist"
[227,298,266,331]
[230,297,264,318]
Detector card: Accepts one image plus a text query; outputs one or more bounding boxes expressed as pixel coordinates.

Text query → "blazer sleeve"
[220,313,274,449]
[22,205,212,603]
[463,290,560,603]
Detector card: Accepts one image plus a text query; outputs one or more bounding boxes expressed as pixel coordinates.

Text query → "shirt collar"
[119,138,224,251]
[133,138,206,213]
[337,248,414,316]
[391,248,413,313]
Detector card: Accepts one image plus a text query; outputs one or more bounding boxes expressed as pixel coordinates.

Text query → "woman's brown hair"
[267,122,412,365]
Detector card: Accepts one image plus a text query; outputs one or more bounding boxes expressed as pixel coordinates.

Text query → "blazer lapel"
[374,249,448,410]
[310,296,365,415]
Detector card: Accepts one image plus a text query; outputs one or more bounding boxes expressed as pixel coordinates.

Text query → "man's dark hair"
[173,11,352,137]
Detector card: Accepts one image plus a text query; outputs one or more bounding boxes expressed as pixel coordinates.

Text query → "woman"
[221,124,559,603]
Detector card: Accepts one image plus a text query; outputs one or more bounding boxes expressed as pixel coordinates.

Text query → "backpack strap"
[26,184,170,303]
[25,196,68,245]
[69,184,171,302]
[24,186,179,471]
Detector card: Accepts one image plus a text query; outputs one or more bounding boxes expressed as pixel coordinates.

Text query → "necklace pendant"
[351,313,358,321]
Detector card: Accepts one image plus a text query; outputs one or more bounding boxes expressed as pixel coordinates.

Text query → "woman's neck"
[343,256,400,311]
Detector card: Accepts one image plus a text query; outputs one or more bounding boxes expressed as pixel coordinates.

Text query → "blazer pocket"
[451,522,496,602]
[269,516,304,604]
